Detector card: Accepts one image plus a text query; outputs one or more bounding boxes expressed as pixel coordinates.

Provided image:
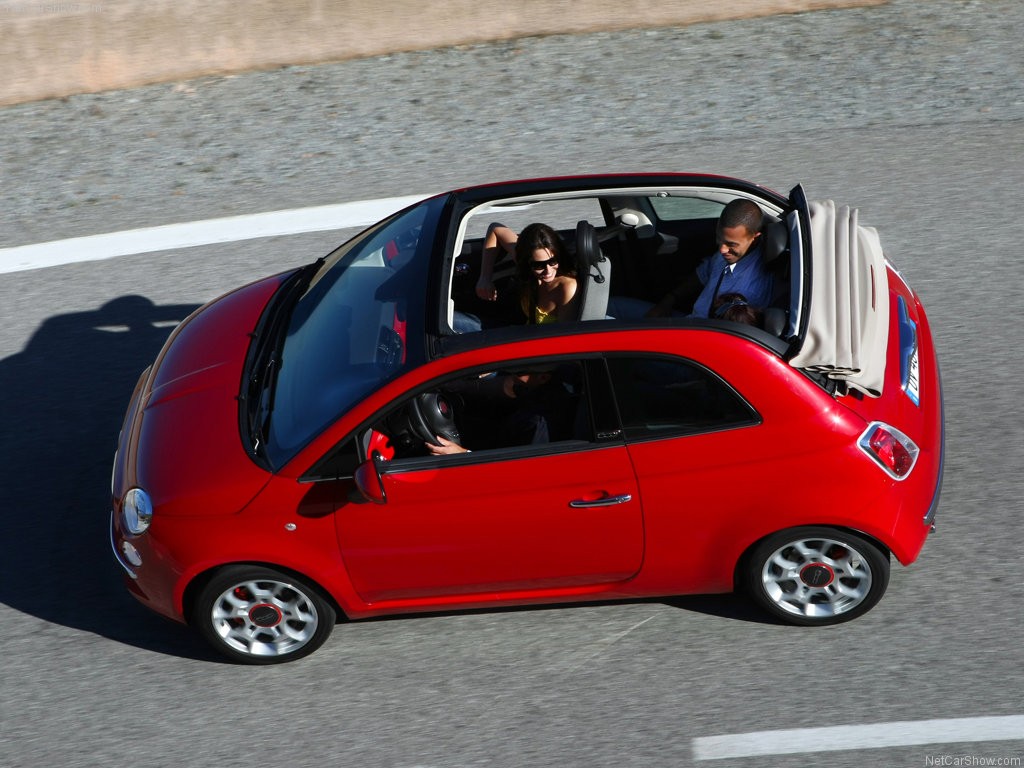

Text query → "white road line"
[0,194,433,275]
[693,715,1024,761]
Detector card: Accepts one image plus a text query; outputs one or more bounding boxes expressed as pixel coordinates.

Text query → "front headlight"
[122,488,153,535]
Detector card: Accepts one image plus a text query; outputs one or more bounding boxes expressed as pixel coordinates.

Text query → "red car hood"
[131,272,290,517]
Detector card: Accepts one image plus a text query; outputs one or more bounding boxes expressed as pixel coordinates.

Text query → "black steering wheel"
[408,392,461,446]
[384,392,461,453]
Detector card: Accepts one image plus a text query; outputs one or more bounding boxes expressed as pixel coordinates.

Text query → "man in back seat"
[647,199,773,318]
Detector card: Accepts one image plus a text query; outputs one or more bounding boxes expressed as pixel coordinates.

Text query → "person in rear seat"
[648,199,773,318]
[713,293,764,327]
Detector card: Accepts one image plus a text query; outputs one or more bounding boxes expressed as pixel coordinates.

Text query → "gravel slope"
[1,0,1021,250]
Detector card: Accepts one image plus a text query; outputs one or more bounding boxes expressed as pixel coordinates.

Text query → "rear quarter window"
[606,354,758,440]
[648,196,725,222]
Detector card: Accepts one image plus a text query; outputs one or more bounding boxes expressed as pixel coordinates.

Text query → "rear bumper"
[922,444,943,527]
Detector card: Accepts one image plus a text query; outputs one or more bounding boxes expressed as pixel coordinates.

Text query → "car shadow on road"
[662,593,787,625]
[0,294,219,661]
[349,593,782,630]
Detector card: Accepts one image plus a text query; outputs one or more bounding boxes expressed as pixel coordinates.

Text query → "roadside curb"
[0,0,884,106]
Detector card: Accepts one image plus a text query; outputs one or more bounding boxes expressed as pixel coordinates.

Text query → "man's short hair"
[719,199,764,234]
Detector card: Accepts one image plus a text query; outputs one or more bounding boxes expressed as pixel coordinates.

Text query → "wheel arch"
[182,561,348,627]
[732,524,892,592]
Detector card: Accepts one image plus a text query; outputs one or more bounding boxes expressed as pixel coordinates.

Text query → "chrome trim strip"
[897,296,921,406]
[923,360,946,526]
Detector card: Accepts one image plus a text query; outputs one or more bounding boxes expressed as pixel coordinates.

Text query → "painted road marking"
[692,715,1024,761]
[0,194,433,275]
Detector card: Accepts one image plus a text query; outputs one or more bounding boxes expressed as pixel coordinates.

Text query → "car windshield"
[264,196,443,466]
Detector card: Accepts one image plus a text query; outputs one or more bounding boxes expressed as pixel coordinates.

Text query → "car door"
[335,359,644,604]
[602,353,765,590]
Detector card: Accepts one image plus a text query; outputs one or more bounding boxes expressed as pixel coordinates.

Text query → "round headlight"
[122,488,153,535]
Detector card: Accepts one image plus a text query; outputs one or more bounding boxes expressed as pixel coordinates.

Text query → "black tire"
[743,526,890,626]
[191,565,336,664]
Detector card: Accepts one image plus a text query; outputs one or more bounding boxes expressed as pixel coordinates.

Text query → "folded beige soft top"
[789,200,890,397]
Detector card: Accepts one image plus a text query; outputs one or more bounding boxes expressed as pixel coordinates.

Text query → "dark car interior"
[450,192,792,335]
[373,361,591,460]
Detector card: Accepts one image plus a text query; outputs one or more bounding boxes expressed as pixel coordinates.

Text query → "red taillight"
[859,422,919,479]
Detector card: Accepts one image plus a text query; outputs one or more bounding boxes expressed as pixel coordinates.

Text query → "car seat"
[574,220,612,321]
[760,216,791,336]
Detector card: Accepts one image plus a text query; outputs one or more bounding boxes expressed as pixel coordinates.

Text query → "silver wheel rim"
[209,577,319,657]
[760,536,873,619]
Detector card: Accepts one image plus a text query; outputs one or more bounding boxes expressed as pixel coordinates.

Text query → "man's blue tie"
[708,265,729,317]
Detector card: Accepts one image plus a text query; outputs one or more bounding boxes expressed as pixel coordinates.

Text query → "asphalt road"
[2,1,1023,766]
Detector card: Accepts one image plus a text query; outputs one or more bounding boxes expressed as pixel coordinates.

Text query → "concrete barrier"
[0,0,884,106]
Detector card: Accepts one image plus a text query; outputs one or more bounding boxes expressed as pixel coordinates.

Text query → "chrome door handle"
[569,494,633,508]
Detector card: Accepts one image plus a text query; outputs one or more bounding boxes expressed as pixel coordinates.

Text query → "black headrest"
[575,220,602,269]
[762,307,788,337]
[761,218,789,265]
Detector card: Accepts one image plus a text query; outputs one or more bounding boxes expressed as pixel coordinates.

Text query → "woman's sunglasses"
[530,256,559,272]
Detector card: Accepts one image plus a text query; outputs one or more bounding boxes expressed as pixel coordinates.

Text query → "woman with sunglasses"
[514,223,578,325]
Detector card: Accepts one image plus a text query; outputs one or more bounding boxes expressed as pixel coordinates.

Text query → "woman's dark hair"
[513,223,572,279]
[514,223,574,324]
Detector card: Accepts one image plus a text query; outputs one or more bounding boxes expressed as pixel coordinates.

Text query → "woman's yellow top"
[522,295,558,324]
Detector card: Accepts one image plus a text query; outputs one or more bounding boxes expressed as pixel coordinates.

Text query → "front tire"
[743,527,889,626]
[192,566,336,664]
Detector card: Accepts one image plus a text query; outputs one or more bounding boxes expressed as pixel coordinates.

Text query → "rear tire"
[743,527,889,626]
[192,565,336,664]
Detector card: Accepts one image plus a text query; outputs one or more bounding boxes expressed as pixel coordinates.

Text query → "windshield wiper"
[242,259,321,457]
[249,352,279,455]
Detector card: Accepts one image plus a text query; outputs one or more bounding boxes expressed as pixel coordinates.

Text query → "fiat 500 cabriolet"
[110,174,943,663]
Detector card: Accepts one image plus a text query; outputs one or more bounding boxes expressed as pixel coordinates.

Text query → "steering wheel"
[407,392,461,447]
[383,392,461,454]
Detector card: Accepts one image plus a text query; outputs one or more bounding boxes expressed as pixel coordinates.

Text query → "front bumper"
[110,511,138,580]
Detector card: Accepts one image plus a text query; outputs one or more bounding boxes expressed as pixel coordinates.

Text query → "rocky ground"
[1,0,1020,249]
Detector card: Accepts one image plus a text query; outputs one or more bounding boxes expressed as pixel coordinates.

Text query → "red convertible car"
[110,174,944,663]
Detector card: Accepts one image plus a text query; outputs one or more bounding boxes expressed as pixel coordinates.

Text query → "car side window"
[376,360,593,460]
[605,355,758,440]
